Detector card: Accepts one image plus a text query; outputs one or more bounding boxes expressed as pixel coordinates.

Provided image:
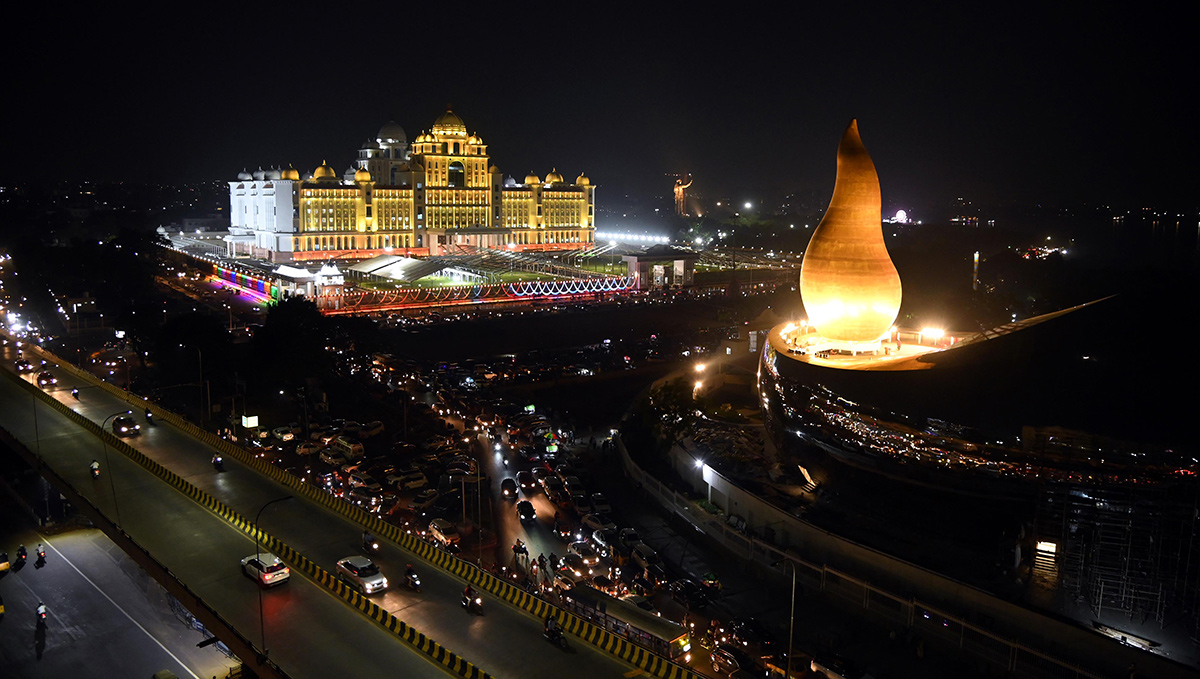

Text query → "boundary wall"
[618,436,1136,679]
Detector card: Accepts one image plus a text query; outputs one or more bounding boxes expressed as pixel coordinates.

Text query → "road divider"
[1,363,495,679]
[12,337,698,679]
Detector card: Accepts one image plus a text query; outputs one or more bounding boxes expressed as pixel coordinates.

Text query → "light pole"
[772,559,797,679]
[101,410,133,528]
[253,495,293,662]
[180,344,209,428]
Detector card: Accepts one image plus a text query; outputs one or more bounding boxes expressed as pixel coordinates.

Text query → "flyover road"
[0,346,646,679]
[0,506,233,679]
[0,365,454,679]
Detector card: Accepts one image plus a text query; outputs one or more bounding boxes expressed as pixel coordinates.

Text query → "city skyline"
[3,6,1193,212]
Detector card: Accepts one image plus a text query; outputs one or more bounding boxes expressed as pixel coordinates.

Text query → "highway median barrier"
[1,363,495,679]
[12,338,698,679]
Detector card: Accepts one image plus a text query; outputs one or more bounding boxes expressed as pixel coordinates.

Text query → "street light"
[179,344,209,428]
[100,410,133,528]
[253,495,293,662]
[772,559,798,679]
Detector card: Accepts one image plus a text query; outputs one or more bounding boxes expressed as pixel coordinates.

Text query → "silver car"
[336,556,388,594]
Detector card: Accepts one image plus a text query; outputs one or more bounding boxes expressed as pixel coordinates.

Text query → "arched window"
[448,161,465,188]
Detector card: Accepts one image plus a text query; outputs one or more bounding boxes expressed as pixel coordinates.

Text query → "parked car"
[631,542,661,570]
[810,653,867,679]
[590,492,612,515]
[360,421,385,438]
[581,514,617,533]
[710,645,758,676]
[296,441,320,456]
[618,527,641,548]
[570,493,593,514]
[272,426,295,442]
[411,489,440,509]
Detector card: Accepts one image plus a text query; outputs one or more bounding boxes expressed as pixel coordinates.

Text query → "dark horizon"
[3,6,1194,213]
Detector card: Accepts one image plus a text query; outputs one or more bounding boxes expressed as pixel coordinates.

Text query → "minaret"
[799,120,902,348]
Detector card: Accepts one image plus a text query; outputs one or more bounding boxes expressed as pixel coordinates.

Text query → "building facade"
[227,109,595,262]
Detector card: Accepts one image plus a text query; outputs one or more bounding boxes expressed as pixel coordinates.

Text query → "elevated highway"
[0,340,692,679]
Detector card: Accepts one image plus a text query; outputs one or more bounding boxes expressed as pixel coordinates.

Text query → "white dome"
[378,121,407,145]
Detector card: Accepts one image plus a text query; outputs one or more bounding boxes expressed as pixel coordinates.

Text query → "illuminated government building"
[227,109,595,262]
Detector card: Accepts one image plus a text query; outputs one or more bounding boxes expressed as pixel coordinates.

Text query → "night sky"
[4,6,1192,212]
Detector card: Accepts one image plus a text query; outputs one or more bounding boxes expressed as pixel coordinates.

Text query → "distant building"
[228,108,595,262]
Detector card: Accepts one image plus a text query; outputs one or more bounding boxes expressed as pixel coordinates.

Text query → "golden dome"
[468,134,481,144]
[575,173,590,186]
[312,160,337,180]
[281,166,300,181]
[545,168,564,183]
[799,120,901,345]
[489,165,501,174]
[432,109,467,135]
[354,167,372,183]
[524,173,541,185]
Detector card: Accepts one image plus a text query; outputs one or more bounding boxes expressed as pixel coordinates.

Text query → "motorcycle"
[91,465,100,479]
[71,388,79,399]
[36,602,47,624]
[363,536,380,555]
[145,409,154,423]
[35,544,46,564]
[16,546,27,565]
[461,592,483,614]
[212,455,225,472]
[406,571,422,593]
[544,626,568,649]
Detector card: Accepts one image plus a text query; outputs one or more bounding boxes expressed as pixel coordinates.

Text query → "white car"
[590,492,613,514]
[568,540,601,567]
[241,553,290,587]
[296,441,320,456]
[320,450,347,466]
[397,472,428,490]
[336,556,388,594]
[360,421,385,438]
[429,518,460,546]
[632,542,661,570]
[272,427,295,442]
[580,513,617,533]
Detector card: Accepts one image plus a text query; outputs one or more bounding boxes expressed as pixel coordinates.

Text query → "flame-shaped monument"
[799,119,902,351]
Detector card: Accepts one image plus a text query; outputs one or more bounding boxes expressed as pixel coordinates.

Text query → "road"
[0,342,647,679]
[0,501,234,679]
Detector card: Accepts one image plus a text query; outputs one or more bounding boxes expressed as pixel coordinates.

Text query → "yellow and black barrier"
[12,338,698,679]
[1,364,495,679]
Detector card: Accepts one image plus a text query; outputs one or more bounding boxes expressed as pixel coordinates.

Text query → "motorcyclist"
[17,545,27,562]
[405,563,417,578]
[145,408,153,421]
[36,602,47,619]
[90,459,100,475]
[545,616,559,635]
[211,453,224,469]
[71,388,79,398]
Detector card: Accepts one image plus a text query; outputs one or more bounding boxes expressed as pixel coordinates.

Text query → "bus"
[561,585,691,662]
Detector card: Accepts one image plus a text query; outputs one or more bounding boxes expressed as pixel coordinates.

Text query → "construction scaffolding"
[1041,480,1200,633]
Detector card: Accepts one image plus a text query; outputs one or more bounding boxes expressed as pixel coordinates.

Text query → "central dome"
[377,121,407,145]
[432,109,467,135]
